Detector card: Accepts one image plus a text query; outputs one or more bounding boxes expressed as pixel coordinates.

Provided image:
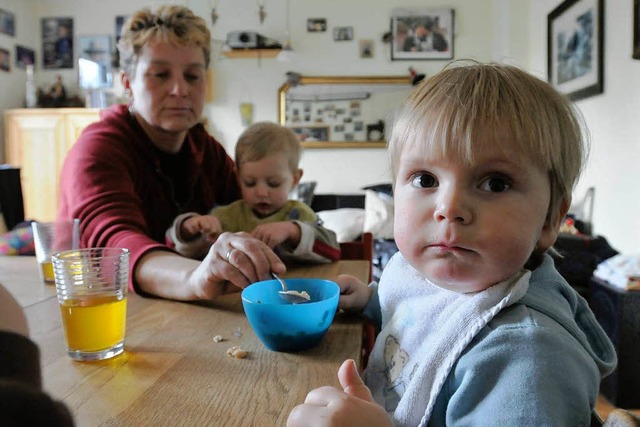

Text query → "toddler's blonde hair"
[235,122,301,173]
[388,60,588,225]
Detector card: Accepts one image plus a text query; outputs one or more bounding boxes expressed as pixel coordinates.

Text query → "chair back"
[339,232,373,282]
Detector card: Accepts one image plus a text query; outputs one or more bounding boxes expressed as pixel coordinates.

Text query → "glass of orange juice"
[52,247,129,361]
[31,219,80,284]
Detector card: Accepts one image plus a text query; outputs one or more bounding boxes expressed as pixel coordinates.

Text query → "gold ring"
[225,249,233,263]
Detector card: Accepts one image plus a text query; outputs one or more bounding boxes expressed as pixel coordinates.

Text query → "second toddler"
[167,122,340,264]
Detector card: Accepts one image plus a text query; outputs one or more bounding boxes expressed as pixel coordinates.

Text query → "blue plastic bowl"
[241,278,340,352]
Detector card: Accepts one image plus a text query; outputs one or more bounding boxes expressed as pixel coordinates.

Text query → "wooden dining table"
[0,256,369,426]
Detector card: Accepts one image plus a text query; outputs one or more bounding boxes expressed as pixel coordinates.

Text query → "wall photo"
[42,17,74,69]
[547,0,604,101]
[634,0,640,59]
[0,47,10,72]
[15,45,35,69]
[0,8,15,36]
[78,35,113,89]
[391,8,454,60]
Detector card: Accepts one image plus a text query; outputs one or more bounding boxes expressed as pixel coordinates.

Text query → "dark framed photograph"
[42,17,74,69]
[307,18,327,32]
[288,125,330,142]
[15,45,35,69]
[78,35,113,89]
[0,8,15,36]
[333,26,353,41]
[633,0,640,59]
[547,0,604,101]
[391,8,454,60]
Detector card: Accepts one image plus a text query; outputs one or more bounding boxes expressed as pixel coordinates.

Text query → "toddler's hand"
[182,215,222,241]
[287,359,392,427]
[251,222,300,248]
[335,274,372,312]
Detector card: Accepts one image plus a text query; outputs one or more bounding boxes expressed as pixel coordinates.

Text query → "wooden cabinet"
[4,108,101,222]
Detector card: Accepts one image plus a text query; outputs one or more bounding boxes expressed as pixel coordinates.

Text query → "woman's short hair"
[388,60,588,225]
[118,5,211,77]
[235,122,301,173]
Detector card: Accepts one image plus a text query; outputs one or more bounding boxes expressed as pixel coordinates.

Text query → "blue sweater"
[365,254,617,426]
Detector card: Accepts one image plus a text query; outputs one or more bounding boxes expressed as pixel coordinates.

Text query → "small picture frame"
[391,8,454,61]
[288,125,330,142]
[0,47,10,72]
[333,26,354,41]
[307,18,327,32]
[0,8,15,36]
[359,39,374,58]
[15,46,35,69]
[633,0,640,59]
[547,0,604,101]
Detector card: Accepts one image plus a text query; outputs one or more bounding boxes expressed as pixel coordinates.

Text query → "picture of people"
[391,9,454,60]
[333,26,354,41]
[41,17,74,69]
[15,45,35,69]
[307,18,327,32]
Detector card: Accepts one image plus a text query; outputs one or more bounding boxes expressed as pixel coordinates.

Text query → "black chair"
[0,166,25,230]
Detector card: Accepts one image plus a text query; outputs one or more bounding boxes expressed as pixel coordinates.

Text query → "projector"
[227,31,282,49]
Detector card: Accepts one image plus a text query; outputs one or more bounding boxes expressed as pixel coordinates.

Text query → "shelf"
[222,49,281,59]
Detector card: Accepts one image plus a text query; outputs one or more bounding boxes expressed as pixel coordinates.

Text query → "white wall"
[1,0,637,254]
[0,0,38,162]
[528,0,640,255]
[1,0,499,183]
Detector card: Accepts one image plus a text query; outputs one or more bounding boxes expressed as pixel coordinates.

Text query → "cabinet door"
[5,112,65,222]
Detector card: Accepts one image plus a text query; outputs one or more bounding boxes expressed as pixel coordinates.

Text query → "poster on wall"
[390,8,454,61]
[547,0,604,101]
[15,45,35,69]
[42,17,74,69]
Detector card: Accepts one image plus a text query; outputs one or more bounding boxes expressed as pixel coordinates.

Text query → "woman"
[58,5,285,301]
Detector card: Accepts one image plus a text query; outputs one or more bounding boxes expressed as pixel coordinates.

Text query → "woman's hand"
[287,359,393,427]
[188,231,286,299]
[335,274,372,312]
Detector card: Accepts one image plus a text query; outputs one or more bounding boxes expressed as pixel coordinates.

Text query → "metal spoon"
[272,272,311,304]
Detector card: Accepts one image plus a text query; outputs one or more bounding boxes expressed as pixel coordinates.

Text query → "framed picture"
[0,8,15,36]
[333,26,353,41]
[15,45,35,69]
[288,125,330,142]
[0,47,10,72]
[42,17,74,69]
[390,8,454,60]
[633,0,640,59]
[547,0,604,101]
[78,35,113,89]
[359,39,374,58]
[307,18,327,32]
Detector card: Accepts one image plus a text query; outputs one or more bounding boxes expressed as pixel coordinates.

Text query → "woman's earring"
[124,88,132,99]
